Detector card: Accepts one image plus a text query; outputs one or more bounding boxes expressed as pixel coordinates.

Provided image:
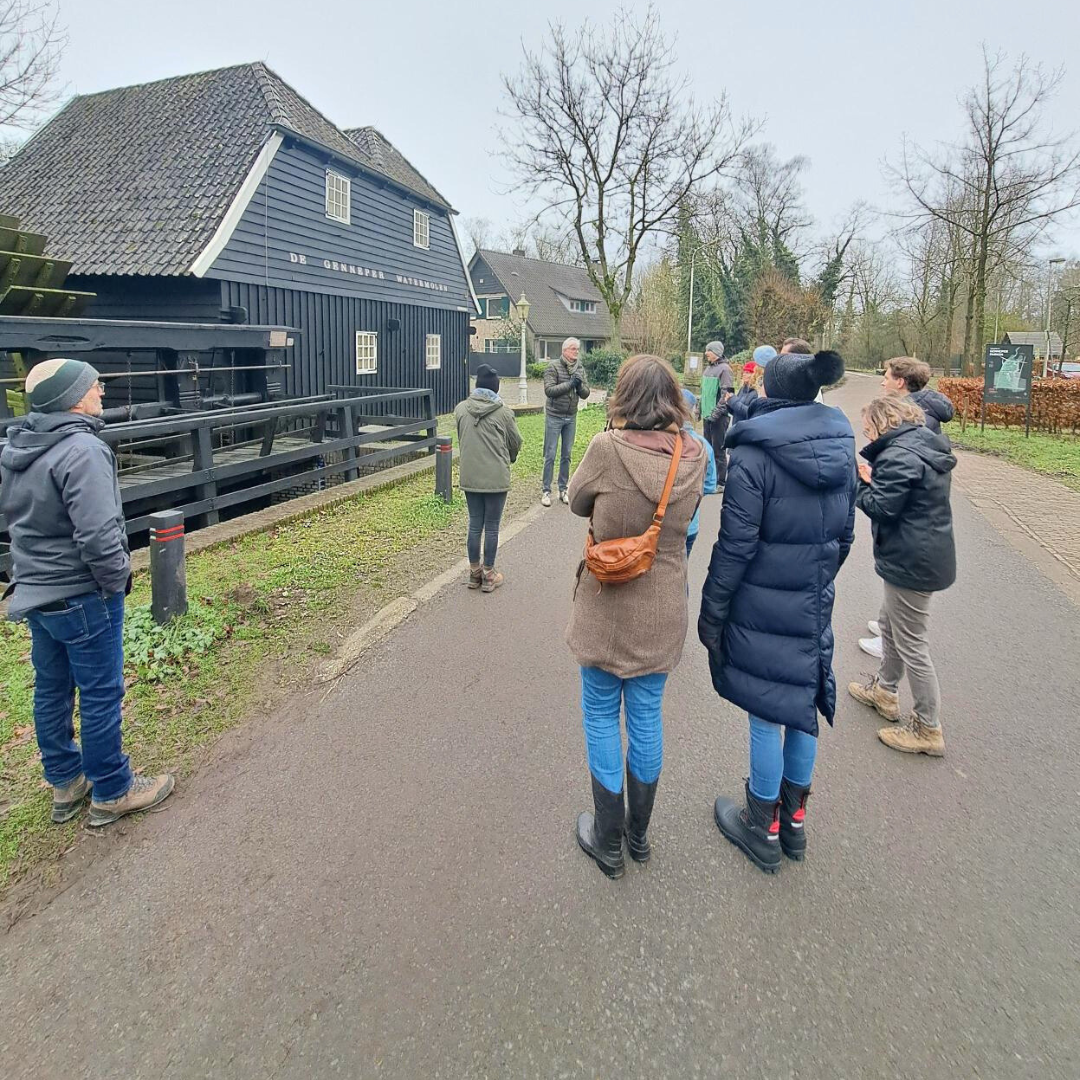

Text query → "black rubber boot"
[625,765,659,864]
[713,781,781,874]
[576,774,626,879]
[779,778,811,861]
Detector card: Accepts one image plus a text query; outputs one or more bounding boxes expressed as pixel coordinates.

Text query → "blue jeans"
[580,666,667,794]
[748,714,817,802]
[25,591,131,802]
[542,413,576,494]
[464,490,507,567]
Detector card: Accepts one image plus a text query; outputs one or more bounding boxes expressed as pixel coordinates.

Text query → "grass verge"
[0,405,606,898]
[951,424,1080,491]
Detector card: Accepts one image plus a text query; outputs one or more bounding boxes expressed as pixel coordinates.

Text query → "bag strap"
[651,431,683,526]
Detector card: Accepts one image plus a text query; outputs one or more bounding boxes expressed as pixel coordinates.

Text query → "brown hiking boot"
[88,773,176,828]
[481,568,504,593]
[847,675,900,721]
[466,563,483,589]
[878,715,945,757]
[52,774,91,823]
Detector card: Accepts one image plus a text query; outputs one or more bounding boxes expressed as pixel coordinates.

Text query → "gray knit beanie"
[705,341,725,360]
[26,358,100,413]
[763,350,844,402]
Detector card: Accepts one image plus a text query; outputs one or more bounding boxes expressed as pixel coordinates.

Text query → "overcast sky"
[48,0,1080,258]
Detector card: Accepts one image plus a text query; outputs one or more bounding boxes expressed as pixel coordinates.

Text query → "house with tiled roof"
[468,249,616,365]
[0,62,478,413]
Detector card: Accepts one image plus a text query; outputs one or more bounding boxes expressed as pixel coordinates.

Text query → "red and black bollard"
[149,510,188,625]
[435,436,453,504]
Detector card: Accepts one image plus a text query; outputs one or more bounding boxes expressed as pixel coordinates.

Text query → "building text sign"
[288,251,450,294]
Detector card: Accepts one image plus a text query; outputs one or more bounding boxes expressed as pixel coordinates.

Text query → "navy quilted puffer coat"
[698,398,857,736]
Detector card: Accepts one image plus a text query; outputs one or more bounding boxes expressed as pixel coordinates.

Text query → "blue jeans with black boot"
[576,667,666,877]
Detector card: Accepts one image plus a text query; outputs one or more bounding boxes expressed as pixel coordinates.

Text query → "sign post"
[982,342,1034,438]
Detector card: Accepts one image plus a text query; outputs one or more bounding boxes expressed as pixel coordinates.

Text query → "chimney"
[513,248,526,257]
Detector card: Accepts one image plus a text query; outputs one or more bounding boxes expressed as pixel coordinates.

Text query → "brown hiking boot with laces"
[879,715,945,757]
[847,675,900,721]
[481,568,504,593]
[88,773,176,828]
[466,563,483,589]
[51,774,91,823]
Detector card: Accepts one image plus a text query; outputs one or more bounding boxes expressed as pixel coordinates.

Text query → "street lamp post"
[516,292,530,406]
[1046,257,1066,377]
[685,249,696,359]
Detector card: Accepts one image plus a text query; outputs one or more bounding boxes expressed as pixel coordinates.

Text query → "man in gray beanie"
[1,358,175,827]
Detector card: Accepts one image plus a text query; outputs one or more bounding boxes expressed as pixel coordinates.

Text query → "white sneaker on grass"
[541,492,552,507]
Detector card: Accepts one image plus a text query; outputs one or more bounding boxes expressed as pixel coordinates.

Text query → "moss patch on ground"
[0,405,606,898]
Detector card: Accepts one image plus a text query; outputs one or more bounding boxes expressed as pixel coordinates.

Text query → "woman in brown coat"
[566,355,707,878]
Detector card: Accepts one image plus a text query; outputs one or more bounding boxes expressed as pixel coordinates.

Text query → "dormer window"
[569,299,597,314]
[325,171,350,224]
[413,209,430,249]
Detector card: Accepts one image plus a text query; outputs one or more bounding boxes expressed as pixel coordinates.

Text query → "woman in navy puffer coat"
[698,350,856,874]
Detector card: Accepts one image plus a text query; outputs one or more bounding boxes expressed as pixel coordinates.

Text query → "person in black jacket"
[699,349,855,874]
[881,356,955,435]
[848,395,956,758]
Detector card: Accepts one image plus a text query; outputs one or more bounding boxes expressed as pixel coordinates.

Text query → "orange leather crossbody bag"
[582,432,683,585]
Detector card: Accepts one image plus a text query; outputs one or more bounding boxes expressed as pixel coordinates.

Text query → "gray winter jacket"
[0,412,129,619]
[543,356,591,418]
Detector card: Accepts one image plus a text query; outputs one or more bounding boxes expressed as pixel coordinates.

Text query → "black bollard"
[435,436,453,503]
[149,510,188,625]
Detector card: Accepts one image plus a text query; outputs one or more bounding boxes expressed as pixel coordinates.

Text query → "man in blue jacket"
[1,358,175,827]
[698,349,856,873]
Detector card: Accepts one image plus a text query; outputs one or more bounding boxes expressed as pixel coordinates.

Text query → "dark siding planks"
[220,281,469,416]
[68,275,222,322]
[209,141,473,313]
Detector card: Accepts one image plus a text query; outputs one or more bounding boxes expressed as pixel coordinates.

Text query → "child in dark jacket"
[699,349,855,874]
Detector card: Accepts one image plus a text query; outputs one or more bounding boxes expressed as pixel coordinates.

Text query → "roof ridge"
[479,248,587,270]
[346,126,451,211]
[69,61,263,101]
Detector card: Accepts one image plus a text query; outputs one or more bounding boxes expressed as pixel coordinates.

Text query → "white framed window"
[326,171,351,224]
[355,331,378,375]
[569,299,597,313]
[484,340,518,354]
[425,333,441,369]
[413,209,430,249]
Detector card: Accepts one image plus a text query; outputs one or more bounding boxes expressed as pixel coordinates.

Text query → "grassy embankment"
[951,424,1080,492]
[0,405,606,896]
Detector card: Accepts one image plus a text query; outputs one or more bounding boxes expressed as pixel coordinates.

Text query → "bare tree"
[894,48,1080,369]
[501,6,754,344]
[0,1,65,134]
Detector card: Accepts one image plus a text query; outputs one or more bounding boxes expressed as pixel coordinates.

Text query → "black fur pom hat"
[763,349,845,402]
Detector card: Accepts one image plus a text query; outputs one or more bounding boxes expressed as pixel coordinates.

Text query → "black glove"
[125,572,133,596]
[570,373,582,388]
[697,614,724,655]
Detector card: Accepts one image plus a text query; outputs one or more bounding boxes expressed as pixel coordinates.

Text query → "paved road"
[2,377,1079,1079]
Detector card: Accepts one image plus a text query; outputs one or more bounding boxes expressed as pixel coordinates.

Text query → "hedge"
[939,377,1080,434]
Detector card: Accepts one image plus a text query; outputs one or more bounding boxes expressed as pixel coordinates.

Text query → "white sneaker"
[859,636,883,659]
[868,620,881,636]
[541,492,552,507]
[559,490,570,505]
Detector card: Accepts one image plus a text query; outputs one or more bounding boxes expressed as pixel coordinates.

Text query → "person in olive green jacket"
[454,365,523,592]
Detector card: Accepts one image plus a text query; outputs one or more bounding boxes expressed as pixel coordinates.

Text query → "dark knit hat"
[26,358,100,413]
[475,364,500,394]
[763,350,844,402]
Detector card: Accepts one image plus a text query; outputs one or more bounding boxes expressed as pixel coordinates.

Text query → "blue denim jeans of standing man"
[580,666,667,794]
[542,413,577,495]
[25,591,132,802]
[748,713,817,802]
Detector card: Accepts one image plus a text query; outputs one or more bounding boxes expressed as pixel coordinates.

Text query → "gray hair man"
[540,336,590,506]
[1,358,175,827]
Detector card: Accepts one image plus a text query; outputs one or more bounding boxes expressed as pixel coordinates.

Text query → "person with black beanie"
[454,365,522,591]
[699,349,856,873]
